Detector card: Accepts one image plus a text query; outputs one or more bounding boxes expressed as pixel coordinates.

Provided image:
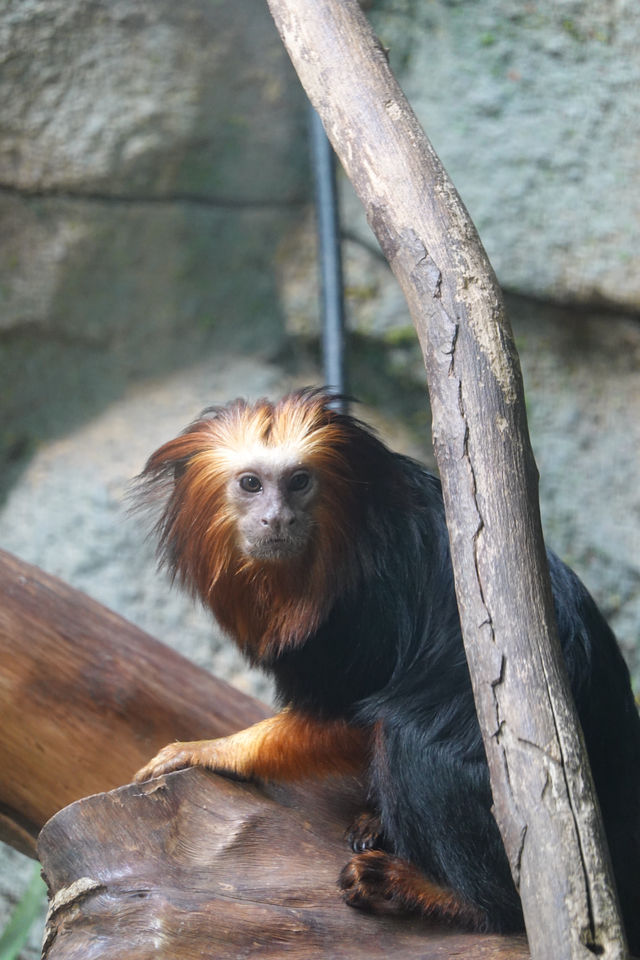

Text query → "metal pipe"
[308,106,346,409]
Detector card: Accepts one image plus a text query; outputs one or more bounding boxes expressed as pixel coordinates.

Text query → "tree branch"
[263,1,626,957]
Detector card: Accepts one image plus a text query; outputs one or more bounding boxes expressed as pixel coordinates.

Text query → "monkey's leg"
[340,849,487,930]
[370,722,524,933]
[134,708,369,783]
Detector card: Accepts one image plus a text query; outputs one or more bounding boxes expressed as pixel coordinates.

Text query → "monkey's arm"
[134,708,369,783]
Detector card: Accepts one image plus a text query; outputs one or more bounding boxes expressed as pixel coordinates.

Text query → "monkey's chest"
[270,611,397,718]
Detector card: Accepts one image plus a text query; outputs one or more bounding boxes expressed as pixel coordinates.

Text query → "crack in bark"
[540,768,552,803]
[445,321,459,375]
[515,736,562,768]
[497,736,528,887]
[545,692,600,950]
[407,237,442,304]
[490,653,506,688]
[449,322,536,892]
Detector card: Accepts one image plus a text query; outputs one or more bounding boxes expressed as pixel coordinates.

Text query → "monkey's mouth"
[250,536,305,561]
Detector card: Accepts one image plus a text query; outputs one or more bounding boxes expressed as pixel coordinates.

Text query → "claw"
[345,810,385,853]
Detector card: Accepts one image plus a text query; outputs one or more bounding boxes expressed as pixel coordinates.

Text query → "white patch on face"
[221,442,308,476]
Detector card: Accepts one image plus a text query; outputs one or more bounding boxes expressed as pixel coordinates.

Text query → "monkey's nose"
[261,512,296,530]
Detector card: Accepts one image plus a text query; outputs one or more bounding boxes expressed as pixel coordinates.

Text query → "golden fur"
[134,708,369,784]
[139,390,362,661]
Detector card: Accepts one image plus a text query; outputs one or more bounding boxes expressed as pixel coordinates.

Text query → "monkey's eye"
[239,474,262,493]
[288,470,311,492]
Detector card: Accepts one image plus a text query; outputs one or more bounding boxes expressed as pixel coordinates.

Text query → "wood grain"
[39,767,530,960]
[0,547,267,854]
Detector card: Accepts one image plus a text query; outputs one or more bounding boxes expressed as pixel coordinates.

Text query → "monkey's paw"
[133,738,241,783]
[340,850,409,915]
[134,742,199,782]
[345,810,386,853]
[340,850,488,929]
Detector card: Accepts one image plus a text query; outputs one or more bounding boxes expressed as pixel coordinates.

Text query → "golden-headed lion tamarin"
[134,388,640,947]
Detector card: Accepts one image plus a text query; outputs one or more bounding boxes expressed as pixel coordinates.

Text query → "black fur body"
[270,450,640,946]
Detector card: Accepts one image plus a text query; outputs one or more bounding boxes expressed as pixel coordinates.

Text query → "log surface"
[39,767,530,960]
[0,548,266,855]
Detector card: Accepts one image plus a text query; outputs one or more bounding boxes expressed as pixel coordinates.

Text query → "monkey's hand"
[134,736,246,783]
[134,709,370,784]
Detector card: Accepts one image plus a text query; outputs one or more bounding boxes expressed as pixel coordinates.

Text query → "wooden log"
[38,767,530,960]
[0,547,267,856]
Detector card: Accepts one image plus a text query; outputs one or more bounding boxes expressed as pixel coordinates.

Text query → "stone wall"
[0,0,307,488]
[369,0,640,308]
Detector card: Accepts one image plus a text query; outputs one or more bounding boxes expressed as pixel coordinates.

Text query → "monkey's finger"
[133,742,196,782]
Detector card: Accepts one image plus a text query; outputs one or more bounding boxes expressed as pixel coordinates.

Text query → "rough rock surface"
[369,0,640,308]
[0,0,307,487]
[0,0,302,197]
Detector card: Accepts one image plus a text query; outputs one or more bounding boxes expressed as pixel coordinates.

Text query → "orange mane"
[137,389,370,661]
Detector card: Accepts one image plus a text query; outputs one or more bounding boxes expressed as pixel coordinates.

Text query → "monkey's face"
[227,456,318,562]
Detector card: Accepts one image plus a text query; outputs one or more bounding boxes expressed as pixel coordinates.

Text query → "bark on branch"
[263,1,626,957]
